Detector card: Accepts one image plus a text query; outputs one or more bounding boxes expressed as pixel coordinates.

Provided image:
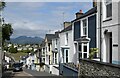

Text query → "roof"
[54,31,60,38]
[60,25,72,33]
[72,7,97,22]
[40,40,45,47]
[45,34,56,43]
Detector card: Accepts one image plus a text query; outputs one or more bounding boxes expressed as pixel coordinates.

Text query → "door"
[109,33,112,63]
[63,49,69,63]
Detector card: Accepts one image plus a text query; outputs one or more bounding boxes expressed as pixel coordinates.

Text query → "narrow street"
[2,68,56,78]
[2,70,33,78]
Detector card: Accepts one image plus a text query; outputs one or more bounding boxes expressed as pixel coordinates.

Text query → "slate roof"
[40,40,45,47]
[60,25,72,33]
[45,34,56,43]
[72,7,97,22]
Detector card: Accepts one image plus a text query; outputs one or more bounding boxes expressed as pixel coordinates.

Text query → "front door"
[109,33,112,63]
[62,49,69,63]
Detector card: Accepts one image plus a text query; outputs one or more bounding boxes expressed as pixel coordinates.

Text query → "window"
[78,44,81,51]
[55,53,57,64]
[83,53,87,58]
[66,50,68,63]
[83,45,87,52]
[65,33,68,45]
[53,53,54,64]
[78,53,82,59]
[56,39,57,45]
[43,58,45,62]
[43,48,45,55]
[55,39,57,48]
[82,19,87,36]
[78,43,88,60]
[49,55,50,64]
[106,0,112,18]
[48,43,50,51]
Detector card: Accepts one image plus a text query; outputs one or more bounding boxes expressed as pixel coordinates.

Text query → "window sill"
[103,17,112,22]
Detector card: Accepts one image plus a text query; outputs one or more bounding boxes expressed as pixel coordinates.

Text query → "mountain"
[10,36,43,44]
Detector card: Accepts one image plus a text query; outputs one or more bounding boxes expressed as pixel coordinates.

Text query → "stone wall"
[79,59,120,77]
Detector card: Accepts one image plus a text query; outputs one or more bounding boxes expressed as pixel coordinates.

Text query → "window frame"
[66,49,68,63]
[105,1,112,18]
[81,18,88,36]
[65,33,68,45]
[55,53,57,64]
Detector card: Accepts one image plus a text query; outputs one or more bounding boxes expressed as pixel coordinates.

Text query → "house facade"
[44,34,56,73]
[97,0,120,64]
[40,40,45,63]
[51,31,60,65]
[72,7,98,63]
[59,22,76,64]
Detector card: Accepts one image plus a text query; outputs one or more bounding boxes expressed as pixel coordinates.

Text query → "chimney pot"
[80,10,82,13]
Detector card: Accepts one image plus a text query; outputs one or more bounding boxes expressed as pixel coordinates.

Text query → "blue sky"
[3,2,93,38]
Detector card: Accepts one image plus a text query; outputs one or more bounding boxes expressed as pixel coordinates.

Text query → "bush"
[9,47,18,53]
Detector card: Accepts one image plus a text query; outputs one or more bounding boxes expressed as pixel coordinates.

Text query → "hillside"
[10,36,43,44]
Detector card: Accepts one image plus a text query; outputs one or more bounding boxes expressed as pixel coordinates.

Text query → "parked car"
[12,63,23,72]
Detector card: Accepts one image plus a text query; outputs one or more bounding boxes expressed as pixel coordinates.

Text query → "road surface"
[2,68,58,78]
[2,70,33,78]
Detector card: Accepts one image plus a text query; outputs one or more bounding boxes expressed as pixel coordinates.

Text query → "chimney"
[93,0,97,7]
[75,10,83,19]
[63,22,71,29]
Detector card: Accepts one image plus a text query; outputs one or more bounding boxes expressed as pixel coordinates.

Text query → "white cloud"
[4,2,93,38]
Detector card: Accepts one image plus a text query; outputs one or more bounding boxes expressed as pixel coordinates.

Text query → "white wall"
[98,1,120,64]
[51,65,59,75]
[59,30,76,64]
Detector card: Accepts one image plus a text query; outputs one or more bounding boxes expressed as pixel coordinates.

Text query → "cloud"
[3,2,92,38]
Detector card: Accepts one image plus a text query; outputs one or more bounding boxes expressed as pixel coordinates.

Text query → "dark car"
[12,63,23,72]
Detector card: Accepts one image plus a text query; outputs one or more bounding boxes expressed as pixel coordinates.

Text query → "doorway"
[109,33,112,63]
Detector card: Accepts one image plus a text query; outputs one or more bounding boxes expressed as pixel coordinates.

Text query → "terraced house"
[59,22,75,64]
[97,0,120,64]
[72,6,98,64]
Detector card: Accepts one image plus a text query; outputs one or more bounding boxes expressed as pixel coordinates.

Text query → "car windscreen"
[13,63,21,67]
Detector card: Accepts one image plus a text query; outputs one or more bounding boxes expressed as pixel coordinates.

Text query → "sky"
[3,2,93,38]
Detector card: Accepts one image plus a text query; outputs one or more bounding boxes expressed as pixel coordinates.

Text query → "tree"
[9,47,18,53]
[0,2,6,10]
[2,23,13,46]
[9,45,17,53]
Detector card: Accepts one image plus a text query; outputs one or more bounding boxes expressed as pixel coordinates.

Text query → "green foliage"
[0,2,6,10]
[2,23,13,41]
[3,46,8,51]
[9,45,18,53]
[89,48,98,59]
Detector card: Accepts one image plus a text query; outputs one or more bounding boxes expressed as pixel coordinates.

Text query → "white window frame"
[65,33,68,46]
[81,18,88,37]
[63,49,69,63]
[78,43,89,59]
[102,0,112,21]
[105,0,112,18]
[55,53,57,64]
